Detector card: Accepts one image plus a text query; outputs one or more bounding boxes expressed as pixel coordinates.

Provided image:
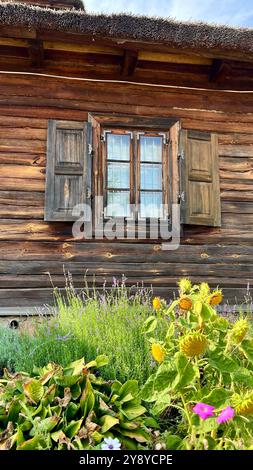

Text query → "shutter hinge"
[100,134,105,142]
[178,151,185,161]
[88,144,93,155]
[178,191,185,203]
[86,188,92,200]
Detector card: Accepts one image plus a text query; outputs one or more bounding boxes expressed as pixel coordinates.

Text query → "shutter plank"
[180,130,221,227]
[45,120,92,222]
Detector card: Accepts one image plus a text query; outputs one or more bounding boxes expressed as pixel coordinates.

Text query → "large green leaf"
[208,351,239,373]
[85,355,108,370]
[17,435,45,450]
[65,419,83,439]
[163,433,182,450]
[80,380,95,418]
[55,375,81,387]
[140,375,156,402]
[201,388,231,407]
[241,340,253,363]
[232,368,253,387]
[118,380,138,403]
[143,316,158,334]
[155,364,177,392]
[198,417,219,434]
[24,380,44,404]
[100,415,119,433]
[119,428,150,443]
[121,403,146,420]
[30,416,59,436]
[173,354,197,390]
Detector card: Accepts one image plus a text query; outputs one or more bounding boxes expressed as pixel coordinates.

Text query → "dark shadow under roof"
[0,1,253,56]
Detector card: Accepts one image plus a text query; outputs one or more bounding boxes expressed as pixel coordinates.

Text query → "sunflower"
[180,332,208,358]
[179,296,193,311]
[232,392,253,416]
[151,343,165,363]
[153,297,162,311]
[178,278,192,295]
[230,318,249,344]
[208,289,223,306]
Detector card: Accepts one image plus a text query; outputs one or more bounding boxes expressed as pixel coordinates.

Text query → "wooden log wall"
[0,72,253,307]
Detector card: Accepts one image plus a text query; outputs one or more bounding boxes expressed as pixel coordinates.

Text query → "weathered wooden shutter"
[45,120,92,221]
[179,130,221,227]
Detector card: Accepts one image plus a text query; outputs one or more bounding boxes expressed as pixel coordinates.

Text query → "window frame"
[88,113,180,237]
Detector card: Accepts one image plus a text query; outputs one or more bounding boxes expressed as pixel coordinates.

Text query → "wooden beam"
[28,39,44,67]
[121,49,138,77]
[139,50,212,65]
[209,59,232,82]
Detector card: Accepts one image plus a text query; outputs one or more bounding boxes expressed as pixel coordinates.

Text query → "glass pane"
[107,134,130,161]
[107,163,130,189]
[141,163,162,190]
[140,192,163,218]
[140,136,162,162]
[106,191,130,217]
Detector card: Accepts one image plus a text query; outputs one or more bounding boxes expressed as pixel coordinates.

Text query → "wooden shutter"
[180,130,221,227]
[45,120,92,221]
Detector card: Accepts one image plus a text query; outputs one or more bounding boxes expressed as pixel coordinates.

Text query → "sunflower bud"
[180,332,208,357]
[230,318,249,344]
[151,343,165,363]
[178,278,192,295]
[179,296,193,311]
[208,290,223,306]
[232,392,253,416]
[152,297,161,311]
[199,282,210,298]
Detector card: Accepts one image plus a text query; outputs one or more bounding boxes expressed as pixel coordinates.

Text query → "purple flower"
[193,402,215,420]
[217,406,235,424]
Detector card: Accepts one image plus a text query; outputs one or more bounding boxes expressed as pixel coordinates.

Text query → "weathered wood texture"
[0,73,253,306]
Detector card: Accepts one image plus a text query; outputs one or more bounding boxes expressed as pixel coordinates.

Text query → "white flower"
[101,437,121,450]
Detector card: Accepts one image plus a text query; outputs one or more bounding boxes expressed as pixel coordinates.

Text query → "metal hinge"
[86,188,92,200]
[178,150,185,161]
[178,191,185,203]
[88,144,93,155]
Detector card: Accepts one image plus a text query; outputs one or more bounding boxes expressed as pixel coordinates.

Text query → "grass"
[0,276,167,384]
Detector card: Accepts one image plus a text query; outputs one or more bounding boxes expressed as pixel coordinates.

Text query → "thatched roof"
[0,1,253,55]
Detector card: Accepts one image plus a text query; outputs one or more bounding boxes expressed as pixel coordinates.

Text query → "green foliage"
[143,280,253,450]
[0,279,166,384]
[0,356,155,450]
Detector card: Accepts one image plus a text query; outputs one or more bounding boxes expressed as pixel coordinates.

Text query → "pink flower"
[193,402,215,420]
[217,406,235,424]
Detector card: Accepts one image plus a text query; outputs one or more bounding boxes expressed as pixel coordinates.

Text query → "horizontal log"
[0,178,45,191]
[0,153,46,166]
[1,242,253,264]
[0,287,249,307]
[219,144,253,157]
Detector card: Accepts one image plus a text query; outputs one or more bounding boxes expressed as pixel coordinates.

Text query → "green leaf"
[85,355,108,370]
[232,368,253,387]
[121,403,146,420]
[118,380,138,403]
[141,375,155,402]
[30,416,59,436]
[119,428,150,443]
[201,304,213,321]
[208,351,239,373]
[152,390,171,415]
[143,316,158,334]
[17,435,45,450]
[198,417,219,434]
[24,379,44,404]
[241,340,253,363]
[193,301,203,316]
[163,433,182,450]
[201,388,231,407]
[155,364,177,392]
[173,354,197,390]
[7,399,21,422]
[100,415,119,433]
[143,416,160,429]
[64,357,85,375]
[55,375,81,387]
[65,419,83,439]
[80,379,95,418]
[71,383,82,400]
[66,402,80,421]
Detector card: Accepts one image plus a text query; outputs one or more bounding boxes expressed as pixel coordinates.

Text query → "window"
[102,129,169,220]
[44,116,221,228]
